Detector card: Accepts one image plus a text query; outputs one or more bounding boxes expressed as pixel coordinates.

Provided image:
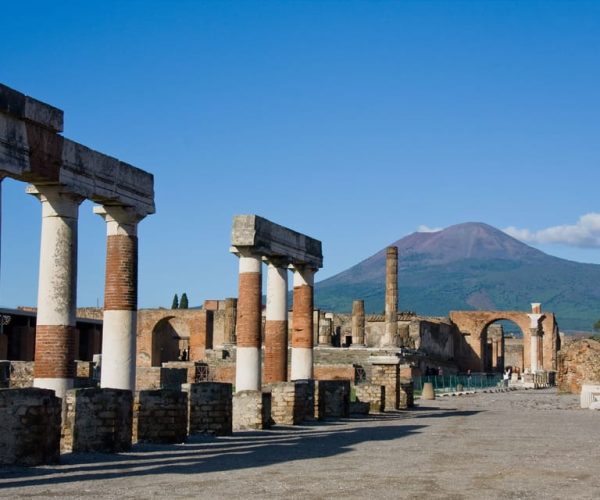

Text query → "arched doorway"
[481,319,525,373]
[151,316,191,366]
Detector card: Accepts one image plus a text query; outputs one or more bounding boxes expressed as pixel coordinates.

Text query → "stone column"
[384,246,398,346]
[234,253,262,391]
[94,206,142,391]
[223,297,237,345]
[528,304,543,373]
[530,328,539,373]
[351,300,365,347]
[491,339,499,371]
[264,260,288,383]
[318,317,333,346]
[291,265,315,380]
[29,185,82,399]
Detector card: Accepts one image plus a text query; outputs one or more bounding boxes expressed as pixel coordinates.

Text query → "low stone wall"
[268,381,311,425]
[162,361,210,384]
[0,388,61,465]
[136,366,188,391]
[232,390,272,431]
[399,381,414,409]
[133,390,188,444]
[183,382,233,436]
[315,380,350,419]
[62,388,133,453]
[354,383,385,413]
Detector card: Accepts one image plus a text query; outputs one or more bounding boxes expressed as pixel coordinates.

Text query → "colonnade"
[29,186,145,398]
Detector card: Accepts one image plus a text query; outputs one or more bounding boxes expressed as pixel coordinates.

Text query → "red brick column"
[234,252,262,391]
[264,260,289,383]
[291,265,315,380]
[29,185,83,399]
[94,206,143,391]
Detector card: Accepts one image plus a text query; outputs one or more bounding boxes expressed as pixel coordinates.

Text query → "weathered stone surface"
[557,339,600,394]
[231,215,323,268]
[315,380,350,419]
[135,366,187,391]
[399,381,414,409]
[354,383,385,413]
[183,382,232,436]
[370,357,400,410]
[232,390,271,431]
[62,388,132,453]
[267,381,311,425]
[0,388,61,465]
[133,390,188,444]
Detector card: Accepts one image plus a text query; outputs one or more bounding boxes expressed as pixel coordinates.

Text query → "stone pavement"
[0,389,598,499]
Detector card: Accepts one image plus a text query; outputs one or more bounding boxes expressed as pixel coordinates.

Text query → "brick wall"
[133,389,188,444]
[62,388,133,453]
[0,388,61,465]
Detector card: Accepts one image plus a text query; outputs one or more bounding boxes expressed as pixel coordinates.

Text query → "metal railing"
[413,373,504,396]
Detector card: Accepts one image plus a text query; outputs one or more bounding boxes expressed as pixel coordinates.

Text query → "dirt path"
[0,389,598,499]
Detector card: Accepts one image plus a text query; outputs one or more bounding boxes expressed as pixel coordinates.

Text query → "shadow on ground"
[0,407,481,489]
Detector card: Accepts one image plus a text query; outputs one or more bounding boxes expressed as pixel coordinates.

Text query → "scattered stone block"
[0,388,61,465]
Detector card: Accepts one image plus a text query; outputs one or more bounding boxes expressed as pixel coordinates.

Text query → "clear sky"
[1,0,599,309]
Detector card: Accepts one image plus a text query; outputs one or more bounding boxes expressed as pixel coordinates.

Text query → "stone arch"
[450,310,553,372]
[151,316,191,366]
[479,318,526,373]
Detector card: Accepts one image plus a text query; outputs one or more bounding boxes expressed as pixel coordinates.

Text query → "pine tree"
[171,294,179,309]
[180,292,189,309]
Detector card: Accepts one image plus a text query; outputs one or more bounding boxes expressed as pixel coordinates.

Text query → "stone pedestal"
[370,356,400,410]
[354,383,385,413]
[183,382,233,436]
[232,390,272,431]
[133,389,188,444]
[0,388,61,465]
[62,388,133,453]
[314,380,350,419]
[268,381,310,425]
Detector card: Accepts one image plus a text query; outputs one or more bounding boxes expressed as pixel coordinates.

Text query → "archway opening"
[151,317,191,366]
[482,319,525,374]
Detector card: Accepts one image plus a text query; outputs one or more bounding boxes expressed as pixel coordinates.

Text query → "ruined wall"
[504,338,524,372]
[133,389,188,444]
[135,366,187,391]
[557,339,600,394]
[183,382,233,436]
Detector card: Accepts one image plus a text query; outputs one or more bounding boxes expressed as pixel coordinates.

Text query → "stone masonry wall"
[62,388,133,453]
[315,380,350,419]
[133,389,188,444]
[354,383,385,413]
[136,366,187,391]
[183,382,233,436]
[371,362,400,411]
[0,388,61,465]
[233,390,272,431]
[557,339,600,394]
[268,381,310,425]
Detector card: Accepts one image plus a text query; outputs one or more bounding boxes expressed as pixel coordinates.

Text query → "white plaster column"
[94,206,143,391]
[264,260,289,383]
[234,252,263,392]
[28,185,83,399]
[291,265,315,380]
[528,305,543,373]
[530,329,539,373]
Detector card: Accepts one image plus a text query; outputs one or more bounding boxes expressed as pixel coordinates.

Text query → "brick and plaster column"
[223,297,237,345]
[29,185,82,399]
[351,300,365,347]
[291,265,315,380]
[94,206,142,391]
[234,253,262,391]
[264,260,288,383]
[384,246,398,346]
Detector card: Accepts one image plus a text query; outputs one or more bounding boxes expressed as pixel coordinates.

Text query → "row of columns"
[28,185,143,399]
[233,252,317,392]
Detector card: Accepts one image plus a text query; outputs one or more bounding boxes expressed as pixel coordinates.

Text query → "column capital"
[264,256,291,269]
[93,205,145,236]
[527,313,544,329]
[27,184,84,217]
[291,264,316,287]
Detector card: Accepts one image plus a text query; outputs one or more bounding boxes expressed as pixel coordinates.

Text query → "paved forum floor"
[0,389,598,499]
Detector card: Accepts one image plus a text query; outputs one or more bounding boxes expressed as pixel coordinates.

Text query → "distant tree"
[171,294,179,309]
[180,293,189,309]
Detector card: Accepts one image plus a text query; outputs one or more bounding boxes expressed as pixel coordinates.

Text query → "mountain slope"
[314,222,600,331]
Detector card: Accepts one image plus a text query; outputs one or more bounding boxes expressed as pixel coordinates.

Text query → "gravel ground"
[0,389,598,499]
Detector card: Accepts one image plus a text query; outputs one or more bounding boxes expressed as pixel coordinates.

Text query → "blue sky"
[1,0,599,308]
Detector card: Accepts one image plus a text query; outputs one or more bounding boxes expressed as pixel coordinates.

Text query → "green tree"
[180,293,189,309]
[171,294,179,309]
